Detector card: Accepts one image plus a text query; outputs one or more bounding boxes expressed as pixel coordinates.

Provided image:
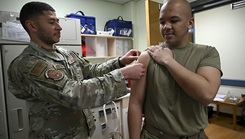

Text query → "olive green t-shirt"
[143,42,222,136]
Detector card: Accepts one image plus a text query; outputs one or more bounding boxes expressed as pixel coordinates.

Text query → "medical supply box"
[66,11,96,34]
[104,16,133,37]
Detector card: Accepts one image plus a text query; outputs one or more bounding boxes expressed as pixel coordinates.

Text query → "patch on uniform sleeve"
[45,69,64,81]
[30,61,48,76]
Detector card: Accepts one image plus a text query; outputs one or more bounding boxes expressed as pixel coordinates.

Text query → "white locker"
[1,45,29,139]
[0,48,8,139]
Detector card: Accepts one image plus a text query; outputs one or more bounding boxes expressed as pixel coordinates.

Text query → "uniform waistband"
[143,122,205,139]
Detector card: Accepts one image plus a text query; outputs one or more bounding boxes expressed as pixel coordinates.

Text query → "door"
[1,45,29,139]
[145,0,163,46]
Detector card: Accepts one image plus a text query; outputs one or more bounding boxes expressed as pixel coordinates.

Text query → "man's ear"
[188,17,194,29]
[25,20,37,32]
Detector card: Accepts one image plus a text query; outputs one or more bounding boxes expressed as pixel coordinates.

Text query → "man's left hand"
[147,45,173,66]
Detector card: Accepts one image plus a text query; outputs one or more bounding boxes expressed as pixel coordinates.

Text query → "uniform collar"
[29,41,64,61]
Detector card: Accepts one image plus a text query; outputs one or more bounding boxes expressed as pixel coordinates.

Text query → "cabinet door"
[115,39,132,57]
[83,36,108,57]
[96,37,107,57]
[58,18,81,45]
[82,35,133,59]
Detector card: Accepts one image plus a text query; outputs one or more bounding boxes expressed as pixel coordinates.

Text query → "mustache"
[164,30,174,35]
[54,32,61,36]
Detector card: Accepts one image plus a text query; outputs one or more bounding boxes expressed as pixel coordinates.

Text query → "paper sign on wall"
[1,21,30,42]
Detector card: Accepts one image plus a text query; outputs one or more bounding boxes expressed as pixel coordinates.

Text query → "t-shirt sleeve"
[199,46,223,76]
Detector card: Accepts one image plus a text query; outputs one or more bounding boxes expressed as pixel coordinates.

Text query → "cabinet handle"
[11,108,24,132]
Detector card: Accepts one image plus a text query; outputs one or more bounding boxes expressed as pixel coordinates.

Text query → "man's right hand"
[120,63,146,80]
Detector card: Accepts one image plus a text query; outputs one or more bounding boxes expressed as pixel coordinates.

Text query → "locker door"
[0,47,8,139]
[1,45,29,139]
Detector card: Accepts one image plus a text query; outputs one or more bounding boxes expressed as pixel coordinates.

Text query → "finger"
[137,51,141,56]
[150,46,155,50]
[147,50,153,56]
[145,47,154,51]
[147,49,154,53]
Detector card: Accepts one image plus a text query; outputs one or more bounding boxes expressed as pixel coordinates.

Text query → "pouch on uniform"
[66,11,96,34]
[104,16,133,37]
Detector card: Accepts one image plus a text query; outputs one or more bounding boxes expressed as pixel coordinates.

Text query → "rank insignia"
[30,61,48,76]
[45,69,64,80]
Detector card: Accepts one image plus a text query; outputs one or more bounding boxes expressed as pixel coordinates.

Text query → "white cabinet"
[120,95,130,139]
[82,34,133,60]
[58,18,81,45]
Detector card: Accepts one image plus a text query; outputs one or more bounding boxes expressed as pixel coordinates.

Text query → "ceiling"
[103,0,198,5]
[102,0,139,5]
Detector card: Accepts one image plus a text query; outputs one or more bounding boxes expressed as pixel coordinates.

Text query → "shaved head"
[159,0,194,47]
[162,0,192,19]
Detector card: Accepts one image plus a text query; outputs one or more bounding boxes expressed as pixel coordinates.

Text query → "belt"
[143,123,204,139]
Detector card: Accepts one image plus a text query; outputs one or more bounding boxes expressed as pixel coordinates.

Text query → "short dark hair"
[19,1,55,32]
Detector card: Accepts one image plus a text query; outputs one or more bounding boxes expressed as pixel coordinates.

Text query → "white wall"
[194,4,245,81]
[0,0,149,52]
[0,0,123,31]
[134,0,147,51]
[194,4,245,115]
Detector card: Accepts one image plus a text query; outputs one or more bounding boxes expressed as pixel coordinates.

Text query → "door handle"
[11,108,24,132]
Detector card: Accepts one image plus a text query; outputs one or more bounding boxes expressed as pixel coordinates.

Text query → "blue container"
[105,16,133,37]
[66,11,96,34]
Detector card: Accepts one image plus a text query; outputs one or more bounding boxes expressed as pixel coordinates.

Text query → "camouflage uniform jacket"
[8,41,128,139]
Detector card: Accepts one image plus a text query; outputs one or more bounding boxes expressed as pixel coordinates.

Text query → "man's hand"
[147,45,173,66]
[120,63,146,80]
[119,49,141,65]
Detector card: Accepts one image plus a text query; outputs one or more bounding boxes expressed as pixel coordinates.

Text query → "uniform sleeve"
[8,56,128,110]
[82,57,121,78]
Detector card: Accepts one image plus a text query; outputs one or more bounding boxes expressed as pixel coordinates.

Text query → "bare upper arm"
[196,66,221,96]
[130,51,151,105]
[138,51,151,67]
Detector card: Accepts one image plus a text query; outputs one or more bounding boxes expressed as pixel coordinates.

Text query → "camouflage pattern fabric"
[8,41,128,139]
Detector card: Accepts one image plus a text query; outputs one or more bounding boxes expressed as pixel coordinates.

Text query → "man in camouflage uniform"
[8,2,146,139]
